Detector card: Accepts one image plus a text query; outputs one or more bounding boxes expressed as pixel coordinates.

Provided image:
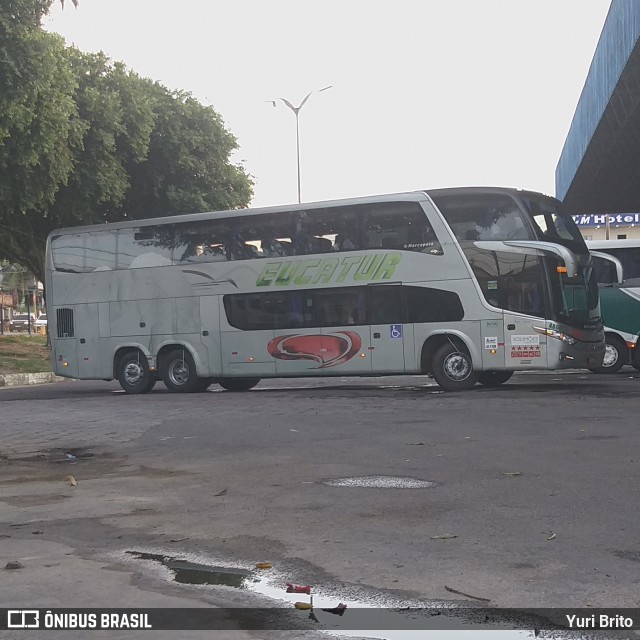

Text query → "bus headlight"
[534,326,578,345]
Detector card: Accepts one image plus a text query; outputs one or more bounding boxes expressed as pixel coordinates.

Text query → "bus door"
[367,284,406,373]
[74,303,102,378]
[501,256,548,369]
[503,313,547,369]
[199,295,223,376]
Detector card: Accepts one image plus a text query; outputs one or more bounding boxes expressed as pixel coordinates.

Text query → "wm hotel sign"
[573,213,640,227]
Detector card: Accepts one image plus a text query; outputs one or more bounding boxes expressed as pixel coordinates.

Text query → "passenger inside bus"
[334,233,356,251]
[261,237,285,257]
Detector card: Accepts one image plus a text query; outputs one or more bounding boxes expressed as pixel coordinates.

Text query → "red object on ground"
[286,583,312,594]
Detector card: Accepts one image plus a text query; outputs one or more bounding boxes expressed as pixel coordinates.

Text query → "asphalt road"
[1,369,639,637]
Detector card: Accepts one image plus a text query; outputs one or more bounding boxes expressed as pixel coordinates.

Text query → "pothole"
[323,475,436,489]
[127,552,257,588]
[125,550,578,638]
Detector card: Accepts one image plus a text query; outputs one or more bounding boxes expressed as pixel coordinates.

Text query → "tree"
[0,1,83,280]
[0,0,253,283]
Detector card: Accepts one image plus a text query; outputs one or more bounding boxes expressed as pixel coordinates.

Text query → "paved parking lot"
[1,369,639,634]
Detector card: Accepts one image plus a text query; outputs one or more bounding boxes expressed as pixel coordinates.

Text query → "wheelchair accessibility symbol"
[390,324,403,339]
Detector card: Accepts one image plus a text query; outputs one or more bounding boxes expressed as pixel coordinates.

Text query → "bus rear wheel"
[431,342,479,391]
[161,349,200,393]
[218,378,261,392]
[117,351,156,394]
[478,370,514,387]
[588,335,627,374]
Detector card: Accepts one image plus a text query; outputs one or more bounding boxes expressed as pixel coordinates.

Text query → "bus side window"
[368,286,402,324]
[364,202,442,253]
[173,221,229,263]
[118,227,172,269]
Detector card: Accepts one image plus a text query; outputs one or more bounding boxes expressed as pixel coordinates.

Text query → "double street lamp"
[272,86,333,203]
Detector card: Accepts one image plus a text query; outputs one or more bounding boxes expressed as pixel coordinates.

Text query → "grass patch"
[0,335,51,375]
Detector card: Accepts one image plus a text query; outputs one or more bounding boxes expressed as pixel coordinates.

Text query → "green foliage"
[0,0,253,283]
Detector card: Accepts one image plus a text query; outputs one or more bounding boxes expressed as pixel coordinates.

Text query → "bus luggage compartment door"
[222,329,277,377]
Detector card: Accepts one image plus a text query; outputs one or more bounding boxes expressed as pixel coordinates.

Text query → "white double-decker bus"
[45,187,605,393]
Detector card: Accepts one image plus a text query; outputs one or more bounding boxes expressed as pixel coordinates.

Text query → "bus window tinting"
[521,194,584,244]
[592,256,618,285]
[117,227,172,269]
[463,247,545,316]
[51,234,85,273]
[431,194,529,242]
[176,201,441,260]
[223,286,464,331]
[51,201,443,272]
[603,248,640,280]
[173,220,232,263]
[85,232,116,271]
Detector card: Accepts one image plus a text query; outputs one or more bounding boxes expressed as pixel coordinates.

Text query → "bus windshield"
[548,258,601,327]
[429,189,599,326]
[519,192,585,249]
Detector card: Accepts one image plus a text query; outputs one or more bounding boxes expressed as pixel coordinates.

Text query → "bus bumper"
[554,341,605,369]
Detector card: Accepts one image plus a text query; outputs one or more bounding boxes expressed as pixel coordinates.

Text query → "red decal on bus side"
[267,332,362,368]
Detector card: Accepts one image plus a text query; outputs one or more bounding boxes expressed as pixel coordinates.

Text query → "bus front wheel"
[588,335,627,374]
[117,351,156,394]
[431,342,479,391]
[218,378,261,392]
[478,370,514,387]
[161,349,200,393]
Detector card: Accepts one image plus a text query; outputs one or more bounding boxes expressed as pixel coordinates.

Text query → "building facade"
[557,0,640,239]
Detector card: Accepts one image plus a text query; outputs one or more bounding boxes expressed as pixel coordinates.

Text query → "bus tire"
[431,342,479,391]
[478,370,514,387]
[588,335,627,374]
[117,351,156,394]
[161,349,199,393]
[218,377,261,392]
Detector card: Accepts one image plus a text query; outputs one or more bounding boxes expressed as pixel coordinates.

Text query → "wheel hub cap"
[602,344,618,367]
[443,352,471,381]
[169,360,189,385]
[124,362,143,385]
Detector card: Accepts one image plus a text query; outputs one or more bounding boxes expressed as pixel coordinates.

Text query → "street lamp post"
[277,86,332,203]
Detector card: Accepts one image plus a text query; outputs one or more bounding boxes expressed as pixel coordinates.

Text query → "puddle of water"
[127,552,257,588]
[126,550,559,639]
[324,475,436,489]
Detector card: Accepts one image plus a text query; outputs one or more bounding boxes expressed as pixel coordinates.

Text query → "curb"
[0,372,66,388]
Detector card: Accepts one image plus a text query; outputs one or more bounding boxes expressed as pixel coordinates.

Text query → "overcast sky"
[46,1,612,209]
